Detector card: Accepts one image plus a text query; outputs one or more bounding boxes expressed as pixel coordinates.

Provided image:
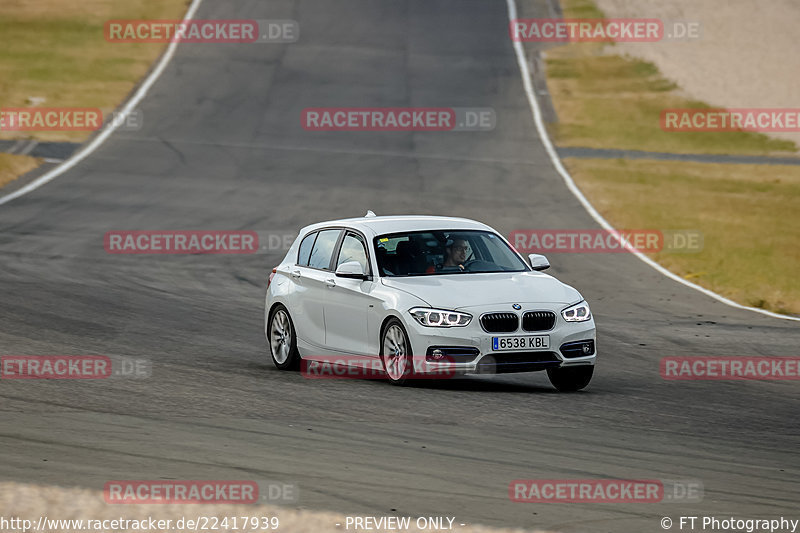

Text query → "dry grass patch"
[565,157,800,315]
[544,0,797,156]
[0,0,188,143]
[0,153,41,188]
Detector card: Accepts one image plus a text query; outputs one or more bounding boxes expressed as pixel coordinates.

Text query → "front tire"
[380,318,413,386]
[547,365,593,392]
[268,304,300,370]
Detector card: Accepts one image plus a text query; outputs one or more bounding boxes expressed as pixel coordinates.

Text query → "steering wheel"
[460,259,479,271]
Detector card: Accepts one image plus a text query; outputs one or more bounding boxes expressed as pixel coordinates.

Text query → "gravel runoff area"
[594,0,800,148]
[0,483,548,533]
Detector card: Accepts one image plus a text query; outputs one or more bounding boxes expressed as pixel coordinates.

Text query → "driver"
[442,237,469,270]
[425,236,470,273]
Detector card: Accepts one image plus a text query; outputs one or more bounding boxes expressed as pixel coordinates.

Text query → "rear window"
[308,229,341,270]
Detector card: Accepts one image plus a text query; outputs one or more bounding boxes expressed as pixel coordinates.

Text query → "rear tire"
[267,304,300,370]
[380,318,413,386]
[547,365,593,392]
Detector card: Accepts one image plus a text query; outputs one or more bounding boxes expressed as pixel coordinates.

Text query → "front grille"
[522,311,556,331]
[478,352,561,373]
[560,340,595,358]
[480,313,518,333]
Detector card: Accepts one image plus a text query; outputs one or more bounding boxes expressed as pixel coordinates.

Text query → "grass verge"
[0,0,188,144]
[534,0,800,316]
[0,153,41,189]
[565,157,800,315]
[0,0,188,190]
[544,0,797,156]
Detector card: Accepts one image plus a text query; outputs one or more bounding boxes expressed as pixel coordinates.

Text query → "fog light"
[559,339,594,358]
[431,349,444,360]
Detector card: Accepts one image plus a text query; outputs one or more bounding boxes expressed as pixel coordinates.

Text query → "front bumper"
[402,303,596,375]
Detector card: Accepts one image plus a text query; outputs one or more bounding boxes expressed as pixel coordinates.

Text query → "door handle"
[326,278,336,288]
[291,269,301,279]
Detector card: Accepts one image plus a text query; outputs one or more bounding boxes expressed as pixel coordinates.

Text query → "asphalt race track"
[1,1,799,532]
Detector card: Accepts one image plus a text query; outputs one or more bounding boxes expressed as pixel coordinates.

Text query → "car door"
[324,231,379,355]
[291,228,341,352]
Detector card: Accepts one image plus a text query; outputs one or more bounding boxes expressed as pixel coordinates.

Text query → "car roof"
[299,215,493,237]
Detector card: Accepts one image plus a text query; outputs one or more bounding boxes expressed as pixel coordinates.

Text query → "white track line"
[0,0,205,207]
[506,0,799,322]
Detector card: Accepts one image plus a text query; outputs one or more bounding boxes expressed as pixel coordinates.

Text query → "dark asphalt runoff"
[1,1,798,532]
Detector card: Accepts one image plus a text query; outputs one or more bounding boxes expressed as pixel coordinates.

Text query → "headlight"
[561,301,592,322]
[409,307,472,327]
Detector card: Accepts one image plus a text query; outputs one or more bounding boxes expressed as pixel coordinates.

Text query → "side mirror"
[528,253,550,271]
[335,261,368,279]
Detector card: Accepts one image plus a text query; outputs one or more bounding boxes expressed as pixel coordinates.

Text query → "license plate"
[492,335,550,351]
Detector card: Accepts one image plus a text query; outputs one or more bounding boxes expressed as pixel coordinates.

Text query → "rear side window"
[308,229,341,270]
[297,232,317,266]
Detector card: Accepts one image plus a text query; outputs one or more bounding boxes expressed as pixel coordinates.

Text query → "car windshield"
[374,230,529,277]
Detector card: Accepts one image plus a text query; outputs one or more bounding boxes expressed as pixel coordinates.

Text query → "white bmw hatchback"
[265,214,597,391]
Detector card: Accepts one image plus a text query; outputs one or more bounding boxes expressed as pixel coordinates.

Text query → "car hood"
[380,271,582,310]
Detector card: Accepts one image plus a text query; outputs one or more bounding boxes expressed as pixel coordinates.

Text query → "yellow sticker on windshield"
[379,238,389,242]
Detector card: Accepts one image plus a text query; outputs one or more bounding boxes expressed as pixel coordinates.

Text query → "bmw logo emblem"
[512,304,522,310]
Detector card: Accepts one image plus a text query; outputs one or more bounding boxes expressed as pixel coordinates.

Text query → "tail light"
[268,267,277,288]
